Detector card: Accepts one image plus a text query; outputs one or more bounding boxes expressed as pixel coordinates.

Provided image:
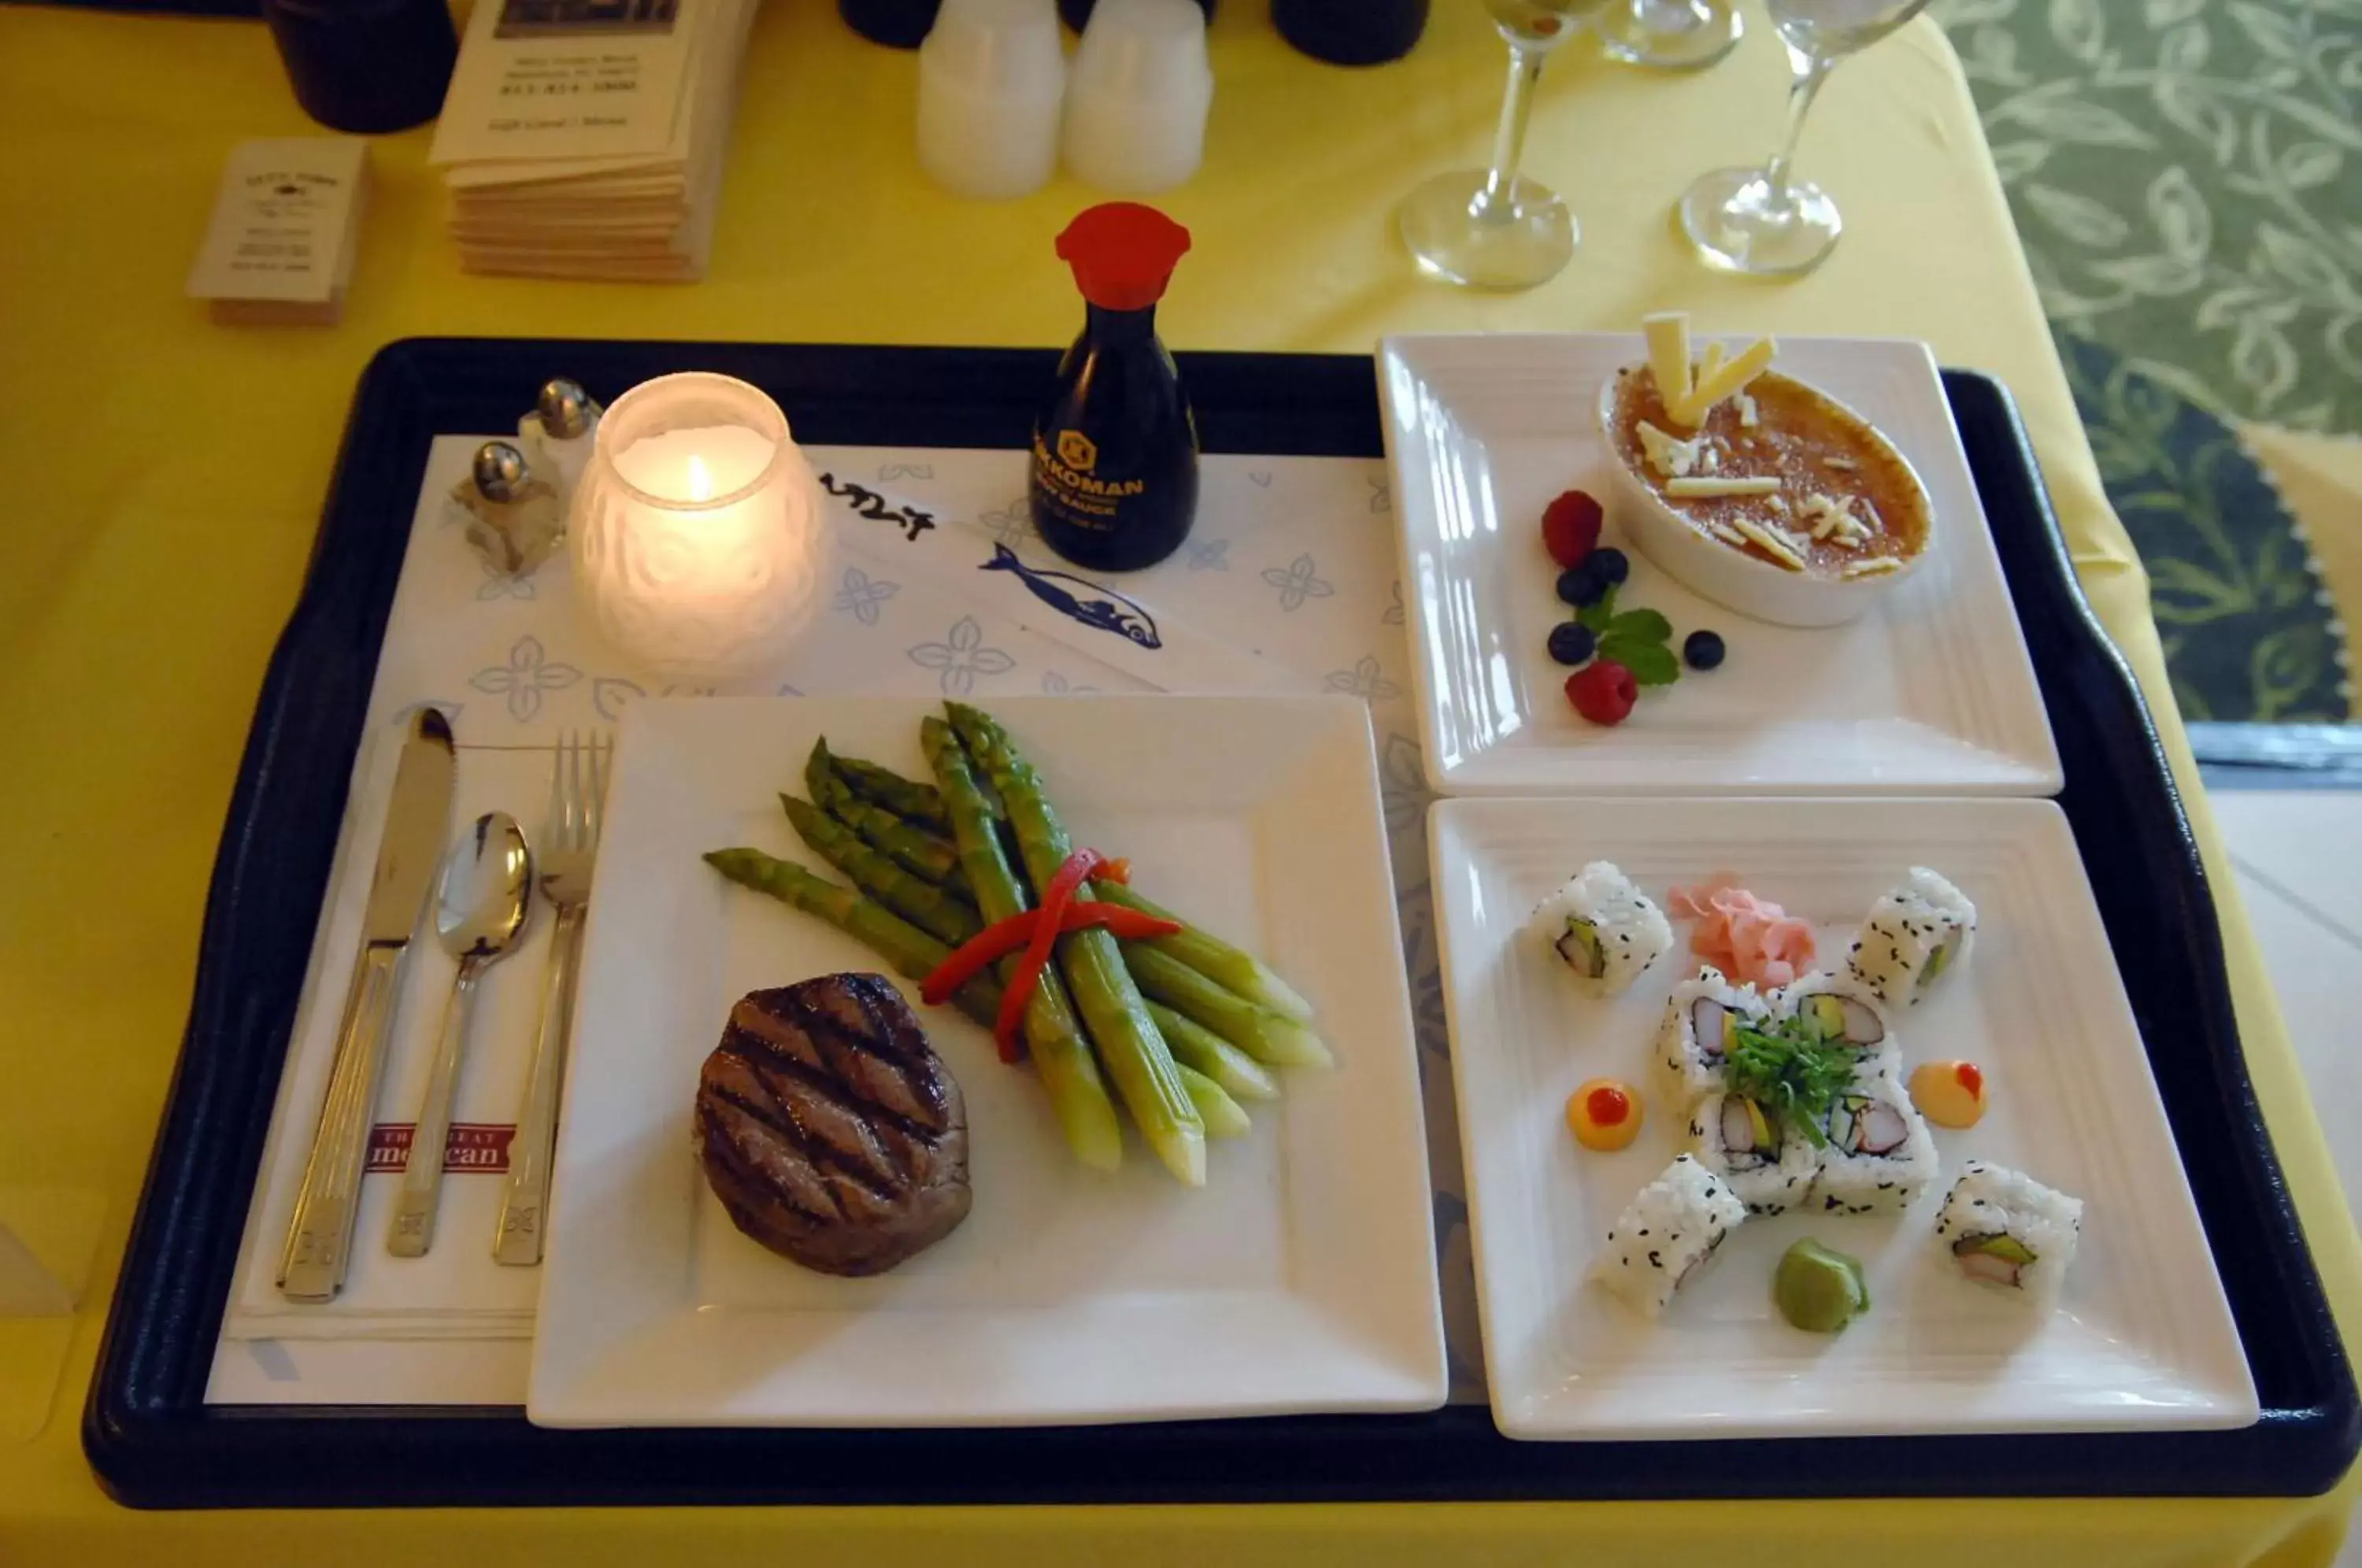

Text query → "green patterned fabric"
[1936,0,2358,721]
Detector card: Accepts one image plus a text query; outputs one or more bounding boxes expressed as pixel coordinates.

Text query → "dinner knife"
[278,708,457,1302]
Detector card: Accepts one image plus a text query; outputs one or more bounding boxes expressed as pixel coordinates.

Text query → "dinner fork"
[494,730,609,1266]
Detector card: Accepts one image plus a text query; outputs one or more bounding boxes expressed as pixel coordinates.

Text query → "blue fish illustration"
[980,542,1163,650]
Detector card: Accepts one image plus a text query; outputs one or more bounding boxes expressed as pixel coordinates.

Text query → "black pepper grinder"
[262,0,457,134]
[1031,203,1198,574]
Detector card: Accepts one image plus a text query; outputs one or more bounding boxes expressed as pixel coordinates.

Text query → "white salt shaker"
[1063,0,1212,195]
[916,0,1066,200]
[516,377,602,506]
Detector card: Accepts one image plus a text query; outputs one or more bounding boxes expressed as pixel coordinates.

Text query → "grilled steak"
[694,974,971,1276]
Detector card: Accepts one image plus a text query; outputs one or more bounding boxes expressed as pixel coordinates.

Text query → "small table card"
[187,139,369,327]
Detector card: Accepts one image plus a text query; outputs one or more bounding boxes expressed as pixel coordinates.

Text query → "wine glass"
[1398,0,1613,290]
[1678,0,1935,277]
[1595,0,1742,72]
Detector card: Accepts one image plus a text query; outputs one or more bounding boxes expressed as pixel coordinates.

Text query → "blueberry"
[1555,564,1597,606]
[1547,621,1597,667]
[1683,629,1727,671]
[1593,547,1631,586]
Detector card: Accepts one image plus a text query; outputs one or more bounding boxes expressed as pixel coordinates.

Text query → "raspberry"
[1566,658,1638,726]
[1542,490,1604,570]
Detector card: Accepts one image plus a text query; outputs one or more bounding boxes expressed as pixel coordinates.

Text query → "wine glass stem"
[1764,54,1833,207]
[1477,44,1546,221]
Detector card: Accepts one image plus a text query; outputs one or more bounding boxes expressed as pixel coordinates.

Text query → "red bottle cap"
[1055,202,1192,312]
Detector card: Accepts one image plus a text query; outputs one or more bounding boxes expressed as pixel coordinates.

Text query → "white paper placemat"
[207,436,1472,1406]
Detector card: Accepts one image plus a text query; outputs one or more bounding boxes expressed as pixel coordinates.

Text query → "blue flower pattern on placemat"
[1368,476,1391,514]
[1186,537,1231,571]
[1261,553,1335,612]
[1324,655,1401,702]
[978,497,1033,546]
[1383,581,1405,627]
[832,566,901,627]
[1040,671,1100,695]
[909,616,1016,696]
[877,462,935,482]
[469,635,580,722]
[590,676,642,723]
[476,560,536,601]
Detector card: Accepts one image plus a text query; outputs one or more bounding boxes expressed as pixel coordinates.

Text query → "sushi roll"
[1530,861,1673,998]
[1778,971,1900,1083]
[1656,966,1771,1103]
[1812,1074,1938,1217]
[1590,1154,1748,1318]
[1846,867,1976,1008]
[1686,1092,1820,1215]
[1934,1160,2082,1304]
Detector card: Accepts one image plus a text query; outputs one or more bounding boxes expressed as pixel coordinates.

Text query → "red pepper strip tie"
[994,849,1102,1062]
[919,901,1179,1008]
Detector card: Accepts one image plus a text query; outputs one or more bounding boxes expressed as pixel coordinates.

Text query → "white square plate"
[1379,334,2063,796]
[528,696,1445,1428]
[1429,795,2256,1441]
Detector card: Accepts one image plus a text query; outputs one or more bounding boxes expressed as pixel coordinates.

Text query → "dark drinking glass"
[262,0,457,134]
[841,0,941,48]
[1274,0,1428,64]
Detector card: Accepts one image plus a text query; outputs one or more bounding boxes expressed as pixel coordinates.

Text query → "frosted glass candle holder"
[568,372,829,685]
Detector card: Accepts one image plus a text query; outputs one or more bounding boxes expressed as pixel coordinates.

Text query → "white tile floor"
[2212,790,2362,1563]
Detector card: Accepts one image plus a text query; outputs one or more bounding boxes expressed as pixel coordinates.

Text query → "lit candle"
[568,373,829,684]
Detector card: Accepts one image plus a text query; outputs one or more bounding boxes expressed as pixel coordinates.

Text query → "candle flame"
[687,453,714,503]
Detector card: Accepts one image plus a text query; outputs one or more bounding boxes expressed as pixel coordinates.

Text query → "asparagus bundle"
[802,734,1329,1079]
[949,702,1206,1189]
[919,716,1124,1172]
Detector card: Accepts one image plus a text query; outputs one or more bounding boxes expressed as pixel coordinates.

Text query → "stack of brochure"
[428,0,758,281]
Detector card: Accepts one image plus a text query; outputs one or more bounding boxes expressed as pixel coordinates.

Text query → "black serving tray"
[85,338,2358,1508]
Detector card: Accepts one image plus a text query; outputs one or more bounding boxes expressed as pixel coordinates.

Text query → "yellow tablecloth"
[0,2,2354,1561]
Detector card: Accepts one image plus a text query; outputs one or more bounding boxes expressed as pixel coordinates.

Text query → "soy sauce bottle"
[1274,0,1428,65]
[840,0,939,48]
[1031,203,1198,573]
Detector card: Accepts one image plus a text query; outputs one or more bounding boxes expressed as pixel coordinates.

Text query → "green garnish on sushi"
[1724,1015,1855,1148]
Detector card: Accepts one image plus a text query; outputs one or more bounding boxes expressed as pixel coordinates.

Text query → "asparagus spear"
[822,741,953,835]
[702,849,1000,1025]
[1123,944,1335,1068]
[920,716,1123,1174]
[1092,882,1315,1023]
[805,755,964,885]
[780,795,980,949]
[949,702,1206,1187]
[1175,1063,1251,1141]
[1147,1001,1281,1102]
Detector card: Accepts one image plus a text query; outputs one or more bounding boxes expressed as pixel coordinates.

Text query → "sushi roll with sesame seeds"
[1812,1074,1938,1217]
[1934,1161,2082,1304]
[1686,1092,1820,1215]
[1590,1154,1748,1318]
[1657,966,1771,1104]
[1845,867,1976,1008]
[1529,861,1673,999]
[1776,970,1901,1083]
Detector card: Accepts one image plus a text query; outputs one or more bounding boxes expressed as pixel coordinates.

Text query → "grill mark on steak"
[693,974,972,1277]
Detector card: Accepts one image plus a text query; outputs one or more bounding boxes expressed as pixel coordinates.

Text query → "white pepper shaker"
[916,0,1066,199]
[1062,0,1212,195]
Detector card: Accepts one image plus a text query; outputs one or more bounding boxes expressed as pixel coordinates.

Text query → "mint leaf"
[1601,638,1680,686]
[1575,583,1620,632]
[1605,608,1673,645]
